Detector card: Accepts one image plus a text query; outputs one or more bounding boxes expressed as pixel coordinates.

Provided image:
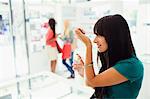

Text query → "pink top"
[46,28,56,47]
[62,43,71,59]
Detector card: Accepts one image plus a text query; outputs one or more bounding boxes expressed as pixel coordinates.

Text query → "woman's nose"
[93,37,97,43]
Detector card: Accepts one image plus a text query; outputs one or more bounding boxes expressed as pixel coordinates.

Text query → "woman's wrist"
[84,62,93,67]
[86,42,92,48]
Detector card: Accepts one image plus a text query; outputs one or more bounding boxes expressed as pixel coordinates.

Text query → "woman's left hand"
[75,28,92,47]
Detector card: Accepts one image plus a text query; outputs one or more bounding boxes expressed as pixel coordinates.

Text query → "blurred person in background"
[46,18,58,73]
[60,20,76,79]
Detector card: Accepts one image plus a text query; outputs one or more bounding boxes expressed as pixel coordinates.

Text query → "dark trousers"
[62,52,74,75]
[69,52,74,65]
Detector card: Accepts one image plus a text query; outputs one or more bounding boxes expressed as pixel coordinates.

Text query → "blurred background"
[0,0,150,99]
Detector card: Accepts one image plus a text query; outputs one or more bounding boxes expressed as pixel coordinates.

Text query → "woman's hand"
[75,28,92,47]
[73,54,84,77]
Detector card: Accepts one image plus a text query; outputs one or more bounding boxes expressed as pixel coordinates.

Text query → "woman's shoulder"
[117,55,142,65]
[46,28,54,36]
[114,56,144,75]
[47,28,53,33]
[113,56,144,81]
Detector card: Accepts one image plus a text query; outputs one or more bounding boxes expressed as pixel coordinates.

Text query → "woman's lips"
[98,44,101,48]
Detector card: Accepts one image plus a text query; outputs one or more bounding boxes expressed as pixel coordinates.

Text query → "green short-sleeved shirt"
[106,55,144,99]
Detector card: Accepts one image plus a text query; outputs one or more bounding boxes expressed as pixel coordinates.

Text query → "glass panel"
[24,2,57,74]
[11,0,29,76]
[0,1,16,83]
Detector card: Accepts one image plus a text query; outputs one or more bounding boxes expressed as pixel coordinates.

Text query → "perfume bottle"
[74,54,80,64]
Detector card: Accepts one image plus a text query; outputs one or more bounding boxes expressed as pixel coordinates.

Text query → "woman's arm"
[46,33,60,43]
[75,28,96,83]
[75,28,128,88]
[46,29,57,43]
[84,44,96,85]
[86,67,128,87]
[46,37,56,43]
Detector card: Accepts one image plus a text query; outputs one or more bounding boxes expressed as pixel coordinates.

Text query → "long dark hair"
[91,14,136,98]
[48,18,56,37]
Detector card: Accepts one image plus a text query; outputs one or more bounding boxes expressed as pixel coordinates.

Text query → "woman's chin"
[98,49,105,53]
[98,49,101,52]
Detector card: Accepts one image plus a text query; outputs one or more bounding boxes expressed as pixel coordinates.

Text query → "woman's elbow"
[85,80,95,88]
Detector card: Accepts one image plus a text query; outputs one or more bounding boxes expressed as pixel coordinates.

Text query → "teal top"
[106,55,144,99]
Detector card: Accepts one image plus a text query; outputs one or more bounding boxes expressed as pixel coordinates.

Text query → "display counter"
[0,71,94,99]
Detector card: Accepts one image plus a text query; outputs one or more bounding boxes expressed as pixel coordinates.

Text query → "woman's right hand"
[73,54,84,77]
[75,28,92,47]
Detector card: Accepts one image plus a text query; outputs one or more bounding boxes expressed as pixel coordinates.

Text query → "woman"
[60,20,75,79]
[74,14,144,98]
[46,18,58,73]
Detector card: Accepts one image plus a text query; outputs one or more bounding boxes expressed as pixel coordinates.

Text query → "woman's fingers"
[75,28,92,47]
[76,54,84,64]
[73,63,84,77]
[76,28,85,34]
[73,64,78,69]
[78,28,85,34]
[73,63,82,69]
[75,28,85,38]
